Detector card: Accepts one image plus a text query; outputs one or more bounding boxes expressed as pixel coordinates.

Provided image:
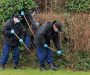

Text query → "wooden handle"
[14,33,32,54]
[24,15,35,37]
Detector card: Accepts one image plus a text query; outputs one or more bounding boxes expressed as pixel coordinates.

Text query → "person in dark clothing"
[0,14,26,69]
[34,21,62,71]
[19,9,40,50]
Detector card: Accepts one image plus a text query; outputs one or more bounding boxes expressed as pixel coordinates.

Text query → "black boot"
[49,63,58,71]
[13,64,19,69]
[40,64,46,71]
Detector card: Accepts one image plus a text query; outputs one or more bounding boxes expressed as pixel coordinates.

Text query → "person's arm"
[53,33,61,50]
[2,22,11,36]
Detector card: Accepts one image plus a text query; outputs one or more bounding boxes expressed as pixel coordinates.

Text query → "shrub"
[65,0,90,12]
[0,0,37,24]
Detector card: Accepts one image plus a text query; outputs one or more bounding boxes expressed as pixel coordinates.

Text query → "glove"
[21,11,25,16]
[11,29,15,34]
[57,50,62,55]
[19,39,23,43]
[35,22,39,26]
[44,44,48,48]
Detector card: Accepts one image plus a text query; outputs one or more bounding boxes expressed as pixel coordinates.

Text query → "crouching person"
[34,21,62,71]
[0,14,26,69]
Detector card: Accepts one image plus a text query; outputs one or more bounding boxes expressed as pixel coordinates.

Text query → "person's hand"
[19,39,23,43]
[57,50,62,55]
[44,44,48,48]
[35,22,39,26]
[11,29,15,34]
[21,11,25,16]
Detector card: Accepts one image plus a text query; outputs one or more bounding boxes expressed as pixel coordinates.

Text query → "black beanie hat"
[54,22,62,32]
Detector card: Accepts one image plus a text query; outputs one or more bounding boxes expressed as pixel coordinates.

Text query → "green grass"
[0,68,90,75]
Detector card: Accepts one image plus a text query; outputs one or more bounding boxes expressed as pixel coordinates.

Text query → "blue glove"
[57,50,62,55]
[21,11,25,16]
[44,44,48,48]
[35,22,39,26]
[11,29,15,34]
[19,39,23,43]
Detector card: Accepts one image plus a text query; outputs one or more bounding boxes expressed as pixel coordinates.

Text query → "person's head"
[30,7,40,19]
[13,14,21,24]
[52,21,62,32]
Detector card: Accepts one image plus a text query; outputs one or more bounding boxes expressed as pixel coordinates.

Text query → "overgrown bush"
[33,0,90,13]
[0,0,37,24]
[62,13,90,70]
[65,0,90,12]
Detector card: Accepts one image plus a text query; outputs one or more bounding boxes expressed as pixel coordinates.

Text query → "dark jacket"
[2,18,26,46]
[21,12,39,36]
[34,22,61,50]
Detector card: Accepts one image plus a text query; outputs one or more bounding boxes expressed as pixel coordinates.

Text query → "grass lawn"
[0,68,90,75]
